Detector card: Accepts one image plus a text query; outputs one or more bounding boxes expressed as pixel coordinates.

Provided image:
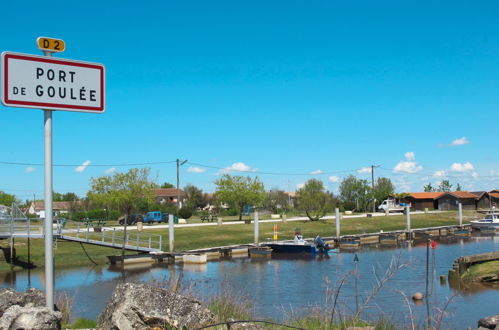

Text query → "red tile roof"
[153,188,186,197]
[408,192,444,200]
[446,191,478,199]
[32,201,79,210]
[489,192,499,199]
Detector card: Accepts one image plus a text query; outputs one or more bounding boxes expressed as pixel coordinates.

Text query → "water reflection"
[0,234,496,327]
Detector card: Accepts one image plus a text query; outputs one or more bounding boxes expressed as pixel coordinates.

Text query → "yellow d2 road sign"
[37,37,65,53]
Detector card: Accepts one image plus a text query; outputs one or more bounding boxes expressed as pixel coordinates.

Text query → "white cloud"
[357,167,372,174]
[217,162,257,175]
[449,162,474,172]
[434,170,446,177]
[75,160,91,173]
[405,152,415,161]
[393,152,423,174]
[310,169,323,175]
[472,172,478,178]
[328,176,340,183]
[394,162,423,174]
[187,166,207,173]
[25,167,36,173]
[450,137,469,146]
[296,183,305,189]
[105,167,116,174]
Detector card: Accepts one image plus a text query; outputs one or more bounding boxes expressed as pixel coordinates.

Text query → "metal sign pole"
[1,37,104,310]
[42,50,54,311]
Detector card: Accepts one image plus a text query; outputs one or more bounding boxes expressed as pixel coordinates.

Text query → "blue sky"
[1,0,499,201]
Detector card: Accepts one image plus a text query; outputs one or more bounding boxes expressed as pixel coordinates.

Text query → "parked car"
[378,199,409,213]
[118,214,144,225]
[143,211,168,223]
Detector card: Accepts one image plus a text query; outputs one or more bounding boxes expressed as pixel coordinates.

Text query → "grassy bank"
[0,211,472,271]
[462,260,499,282]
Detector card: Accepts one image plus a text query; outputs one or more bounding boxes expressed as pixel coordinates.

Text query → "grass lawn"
[0,210,473,271]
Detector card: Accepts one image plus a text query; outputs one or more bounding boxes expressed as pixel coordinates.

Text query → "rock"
[97,282,216,330]
[478,314,499,329]
[412,292,423,300]
[0,305,61,330]
[0,288,45,317]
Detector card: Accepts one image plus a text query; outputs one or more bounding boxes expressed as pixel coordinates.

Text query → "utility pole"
[371,165,380,213]
[176,159,188,210]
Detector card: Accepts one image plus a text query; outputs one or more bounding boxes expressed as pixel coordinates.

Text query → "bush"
[219,208,239,216]
[178,207,193,219]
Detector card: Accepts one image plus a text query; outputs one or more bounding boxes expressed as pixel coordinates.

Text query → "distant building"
[435,191,477,210]
[403,192,443,211]
[489,190,499,206]
[470,191,491,210]
[27,201,80,218]
[153,188,186,206]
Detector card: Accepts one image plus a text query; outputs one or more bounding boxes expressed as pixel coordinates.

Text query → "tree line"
[0,168,464,222]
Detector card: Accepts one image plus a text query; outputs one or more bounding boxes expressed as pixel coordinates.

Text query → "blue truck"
[143,211,168,223]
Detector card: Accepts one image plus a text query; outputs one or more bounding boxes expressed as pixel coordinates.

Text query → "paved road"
[82,210,443,234]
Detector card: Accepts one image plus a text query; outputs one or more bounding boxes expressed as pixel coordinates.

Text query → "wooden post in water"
[458,203,463,226]
[335,208,340,238]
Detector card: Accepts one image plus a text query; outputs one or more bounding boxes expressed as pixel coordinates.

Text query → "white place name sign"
[1,52,105,113]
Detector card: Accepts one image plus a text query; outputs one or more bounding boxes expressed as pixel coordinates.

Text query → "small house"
[489,190,499,207]
[436,191,477,211]
[27,201,78,218]
[404,192,443,211]
[470,191,491,210]
[153,188,186,206]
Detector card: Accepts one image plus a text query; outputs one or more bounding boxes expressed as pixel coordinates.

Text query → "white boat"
[265,235,330,254]
[470,212,499,230]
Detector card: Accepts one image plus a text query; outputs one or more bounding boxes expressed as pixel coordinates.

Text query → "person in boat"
[294,233,304,242]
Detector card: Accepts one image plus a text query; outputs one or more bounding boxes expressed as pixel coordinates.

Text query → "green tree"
[88,168,156,216]
[438,180,452,192]
[53,192,79,202]
[183,184,206,210]
[214,175,265,221]
[339,175,371,211]
[161,182,174,189]
[373,177,395,207]
[295,179,335,221]
[263,189,290,214]
[88,168,156,255]
[456,183,462,191]
[0,191,17,206]
[423,182,435,192]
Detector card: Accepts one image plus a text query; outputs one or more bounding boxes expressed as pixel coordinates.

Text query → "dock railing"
[0,203,44,238]
[60,220,163,252]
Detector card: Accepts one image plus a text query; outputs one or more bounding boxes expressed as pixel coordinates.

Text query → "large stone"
[97,282,217,330]
[478,314,499,329]
[0,305,61,330]
[0,288,45,317]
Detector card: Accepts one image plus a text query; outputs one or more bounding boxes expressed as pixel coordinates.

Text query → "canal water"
[1,234,497,328]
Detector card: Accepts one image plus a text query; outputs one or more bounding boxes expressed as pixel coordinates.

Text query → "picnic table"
[200,214,218,223]
[82,218,106,231]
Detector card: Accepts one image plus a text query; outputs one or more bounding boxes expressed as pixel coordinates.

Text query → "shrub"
[178,207,193,219]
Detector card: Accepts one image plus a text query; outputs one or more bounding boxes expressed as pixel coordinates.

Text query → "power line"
[0,158,496,179]
[188,161,361,176]
[0,160,177,167]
